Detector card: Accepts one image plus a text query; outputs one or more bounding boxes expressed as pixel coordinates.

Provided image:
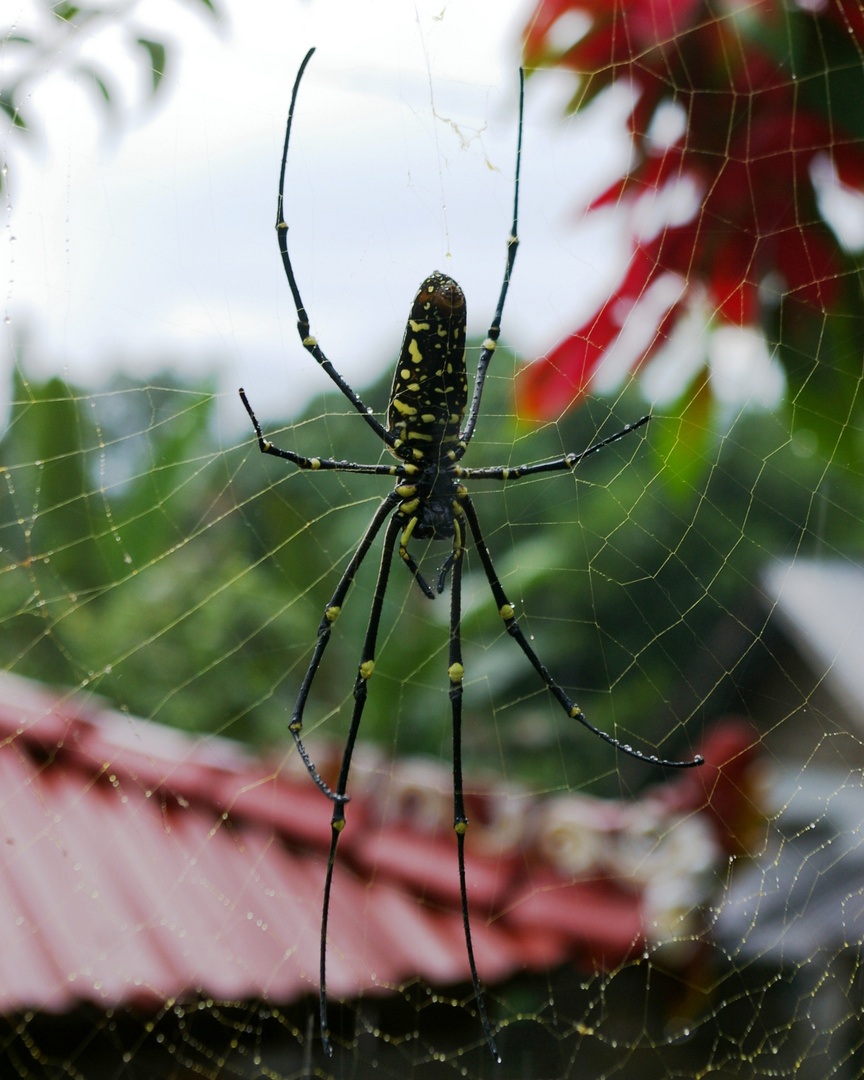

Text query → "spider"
[240,47,704,1061]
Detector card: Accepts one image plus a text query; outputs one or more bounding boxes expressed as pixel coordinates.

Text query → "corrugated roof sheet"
[0,671,759,1015]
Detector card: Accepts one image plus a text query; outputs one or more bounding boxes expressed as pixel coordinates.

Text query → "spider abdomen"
[388,272,468,461]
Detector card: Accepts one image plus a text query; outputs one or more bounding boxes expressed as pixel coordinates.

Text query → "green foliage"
[0,0,218,178]
[136,38,167,92]
[1,351,861,792]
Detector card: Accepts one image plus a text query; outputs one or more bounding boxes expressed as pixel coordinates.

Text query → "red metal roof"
[0,671,759,1015]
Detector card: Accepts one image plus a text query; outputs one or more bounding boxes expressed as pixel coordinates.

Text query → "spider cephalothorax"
[239,47,703,1061]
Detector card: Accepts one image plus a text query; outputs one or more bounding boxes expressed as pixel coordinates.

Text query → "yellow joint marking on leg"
[309,458,321,470]
[482,337,497,351]
[454,820,468,835]
[453,521,464,553]
[408,339,423,364]
[303,336,318,347]
[400,498,420,515]
[403,463,419,476]
[359,660,375,680]
[401,517,418,547]
[412,449,425,460]
[499,603,515,621]
[448,662,464,684]
[325,605,341,623]
[569,706,584,719]
[395,484,418,497]
[455,484,467,498]
[289,719,302,733]
[409,320,430,332]
[333,818,346,833]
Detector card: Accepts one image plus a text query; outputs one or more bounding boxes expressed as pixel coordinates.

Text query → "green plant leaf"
[136,37,167,93]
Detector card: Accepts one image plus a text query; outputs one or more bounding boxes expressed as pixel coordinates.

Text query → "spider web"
[2,1,864,1078]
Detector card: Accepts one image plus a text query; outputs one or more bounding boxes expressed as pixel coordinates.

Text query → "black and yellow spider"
[240,48,703,1061]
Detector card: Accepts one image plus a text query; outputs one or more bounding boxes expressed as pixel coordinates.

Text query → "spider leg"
[448,516,500,1061]
[275,49,396,450]
[436,550,456,594]
[290,491,400,800]
[457,416,651,482]
[457,68,524,456]
[240,388,403,477]
[318,512,402,1056]
[395,514,437,599]
[459,495,704,769]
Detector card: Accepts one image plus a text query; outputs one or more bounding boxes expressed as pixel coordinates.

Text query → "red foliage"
[518,0,864,418]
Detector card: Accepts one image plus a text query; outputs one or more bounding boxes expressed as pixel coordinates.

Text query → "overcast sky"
[3,0,635,427]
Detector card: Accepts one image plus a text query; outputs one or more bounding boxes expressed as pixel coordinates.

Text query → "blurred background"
[3,0,864,1077]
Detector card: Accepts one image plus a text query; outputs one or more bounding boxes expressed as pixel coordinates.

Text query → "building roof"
[713,559,864,961]
[763,558,864,721]
[0,671,757,1015]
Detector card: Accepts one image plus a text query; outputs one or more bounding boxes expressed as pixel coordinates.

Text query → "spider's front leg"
[289,491,400,801]
[446,511,500,1061]
[459,494,704,770]
[317,512,403,1056]
[392,508,437,600]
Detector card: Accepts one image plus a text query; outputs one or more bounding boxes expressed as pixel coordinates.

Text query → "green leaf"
[75,64,113,106]
[53,3,81,21]
[136,37,167,93]
[0,91,26,130]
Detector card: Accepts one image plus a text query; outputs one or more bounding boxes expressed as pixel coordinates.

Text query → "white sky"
[2,0,636,427]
